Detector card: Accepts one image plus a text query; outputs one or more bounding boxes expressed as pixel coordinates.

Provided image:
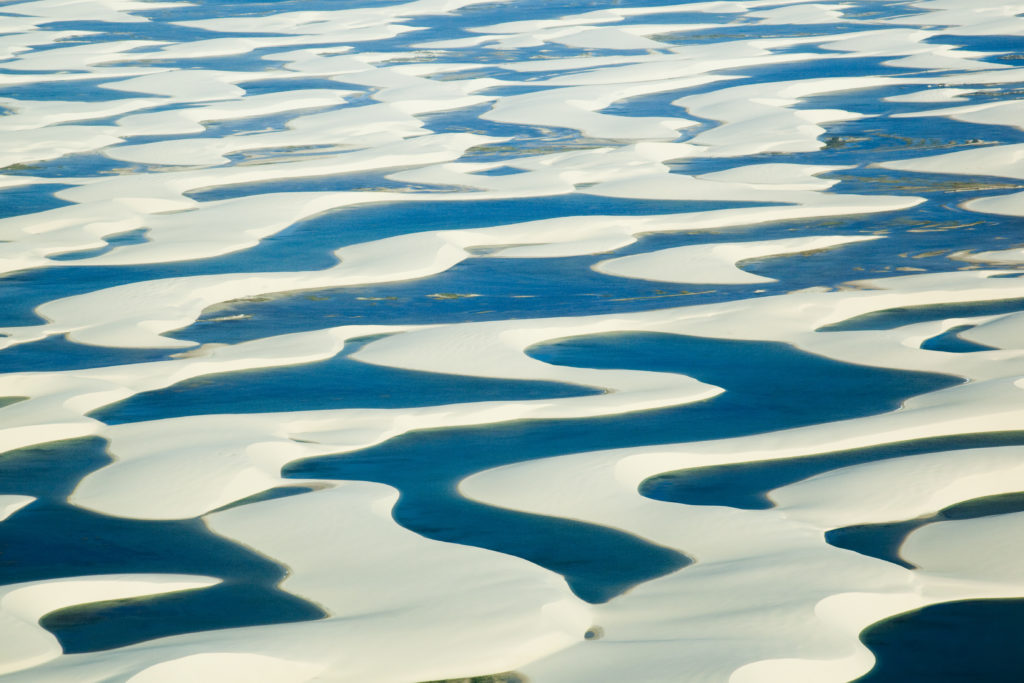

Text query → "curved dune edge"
[2,0,1024,680]
[3,0,1005,281]
[0,574,221,678]
[458,387,1024,682]
[879,144,1024,221]
[4,269,1020,680]
[0,186,920,351]
[6,268,1009,521]
[0,495,35,521]
[3,484,591,683]
[593,234,881,285]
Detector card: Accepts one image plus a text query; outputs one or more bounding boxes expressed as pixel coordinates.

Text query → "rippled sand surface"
[2,0,1024,680]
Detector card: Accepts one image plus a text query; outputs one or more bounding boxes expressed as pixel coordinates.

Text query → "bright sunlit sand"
[1,0,1024,681]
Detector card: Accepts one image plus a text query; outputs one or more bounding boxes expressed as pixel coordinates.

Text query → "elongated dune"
[2,0,1024,681]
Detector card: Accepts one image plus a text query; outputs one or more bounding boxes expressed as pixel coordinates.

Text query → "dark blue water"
[821,298,1024,332]
[0,194,755,329]
[49,228,149,262]
[920,324,998,353]
[0,438,324,653]
[0,184,73,219]
[93,336,595,424]
[642,432,1024,512]
[827,490,1024,569]
[285,332,959,602]
[0,335,175,373]
[858,599,1024,682]
[166,256,741,346]
[5,0,1024,672]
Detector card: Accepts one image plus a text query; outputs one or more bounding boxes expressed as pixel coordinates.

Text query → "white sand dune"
[3,485,591,683]
[0,574,220,677]
[2,0,1024,680]
[30,268,1024,522]
[0,495,34,522]
[594,235,881,285]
